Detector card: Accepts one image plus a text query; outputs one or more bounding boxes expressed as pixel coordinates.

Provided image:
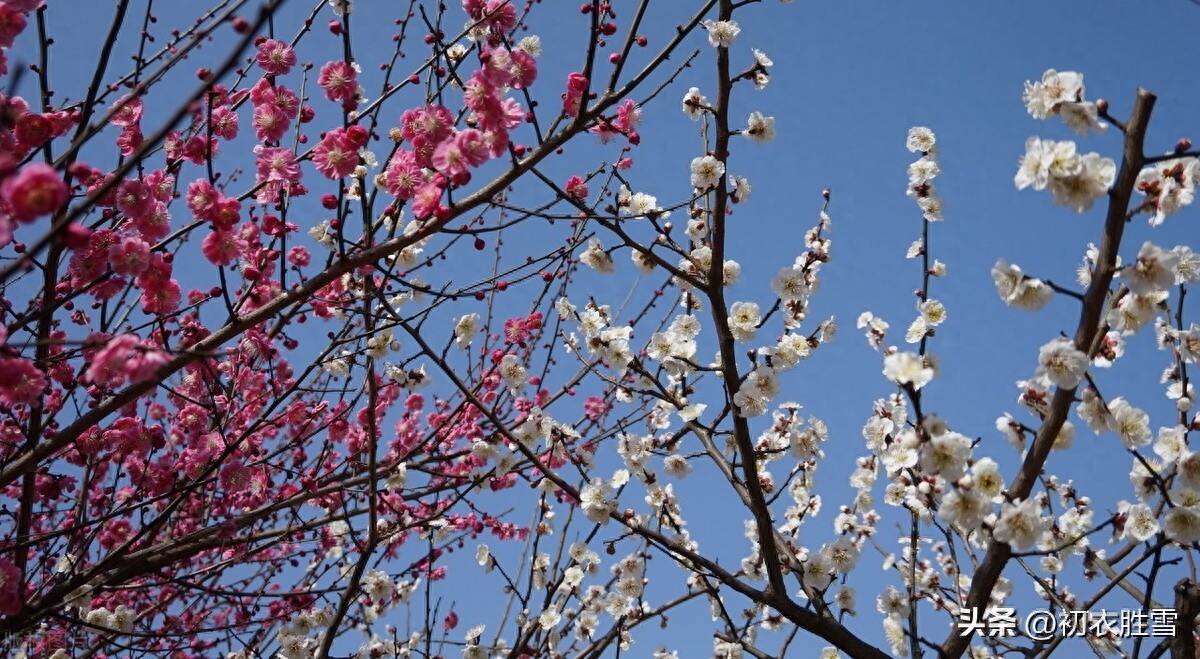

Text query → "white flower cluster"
[904,299,945,345]
[82,604,138,633]
[768,232,828,328]
[645,313,702,381]
[384,362,430,389]
[751,48,773,89]
[578,476,617,525]
[905,126,944,222]
[558,301,634,375]
[1010,70,1121,211]
[991,258,1053,311]
[856,312,889,350]
[1015,136,1115,212]
[273,605,336,657]
[1136,157,1200,226]
[1023,69,1105,135]
[616,184,667,219]
[673,245,741,292]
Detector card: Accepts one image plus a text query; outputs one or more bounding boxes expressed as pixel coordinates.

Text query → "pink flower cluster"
[250,78,300,144]
[383,45,531,218]
[82,333,170,390]
[0,34,74,246]
[64,168,183,311]
[462,0,517,44]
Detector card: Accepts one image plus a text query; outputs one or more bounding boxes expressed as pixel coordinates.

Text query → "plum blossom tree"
[0,1,1199,658]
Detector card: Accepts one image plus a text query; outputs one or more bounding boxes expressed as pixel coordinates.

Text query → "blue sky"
[16,0,1200,656]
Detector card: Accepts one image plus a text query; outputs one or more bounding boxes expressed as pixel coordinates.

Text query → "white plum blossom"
[1014,137,1080,191]
[1059,100,1106,135]
[702,19,740,47]
[802,551,835,591]
[918,195,944,222]
[1023,69,1104,133]
[498,354,528,395]
[766,332,812,370]
[1121,503,1160,542]
[919,432,972,481]
[906,126,936,153]
[720,261,742,289]
[1174,324,1200,364]
[1120,241,1180,295]
[1050,420,1076,451]
[682,87,708,120]
[877,585,909,616]
[1164,506,1200,544]
[905,318,927,344]
[822,536,860,573]
[744,111,776,143]
[538,607,561,630]
[908,156,941,186]
[918,299,946,326]
[728,301,761,341]
[939,487,990,532]
[1155,425,1189,462]
[1109,290,1168,335]
[1051,152,1116,212]
[1014,137,1115,211]
[663,454,692,478]
[578,478,616,524]
[579,238,614,273]
[1135,157,1199,225]
[857,312,889,350]
[454,313,481,349]
[631,248,656,274]
[1108,397,1151,449]
[751,48,773,89]
[621,188,665,218]
[882,616,907,656]
[771,267,810,302]
[690,155,725,189]
[1177,451,1200,493]
[993,498,1046,550]
[883,351,934,390]
[1172,246,1200,284]
[991,259,1053,311]
[729,174,752,203]
[736,365,780,406]
[972,458,1005,500]
[1034,337,1088,389]
[1023,69,1085,118]
[1091,331,1125,368]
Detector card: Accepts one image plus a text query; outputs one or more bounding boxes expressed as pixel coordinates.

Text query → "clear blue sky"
[18,0,1200,656]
